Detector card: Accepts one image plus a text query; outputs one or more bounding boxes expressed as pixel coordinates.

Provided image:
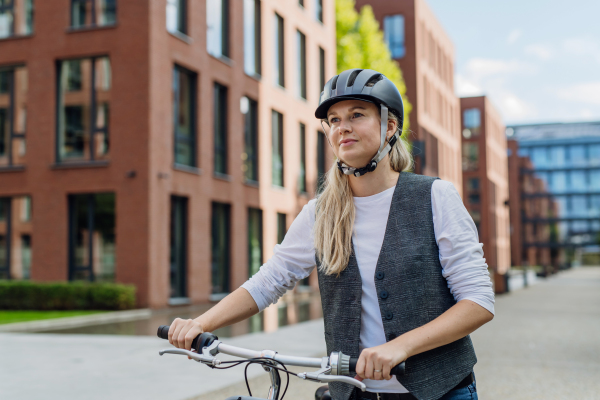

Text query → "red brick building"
[460,96,510,292]
[355,0,463,193]
[0,0,336,310]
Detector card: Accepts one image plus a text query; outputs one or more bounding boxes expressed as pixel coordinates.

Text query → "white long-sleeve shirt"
[242,179,494,393]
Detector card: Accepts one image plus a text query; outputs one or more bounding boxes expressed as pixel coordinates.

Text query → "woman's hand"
[354,342,409,381]
[168,318,204,351]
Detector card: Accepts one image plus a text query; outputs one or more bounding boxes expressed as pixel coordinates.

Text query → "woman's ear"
[387,119,397,139]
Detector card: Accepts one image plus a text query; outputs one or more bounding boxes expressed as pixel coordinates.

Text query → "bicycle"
[157,325,405,400]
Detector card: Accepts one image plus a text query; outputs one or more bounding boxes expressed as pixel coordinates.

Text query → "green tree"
[336,0,412,131]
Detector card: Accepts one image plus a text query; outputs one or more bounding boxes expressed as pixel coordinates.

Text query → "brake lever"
[159,348,221,367]
[297,367,366,391]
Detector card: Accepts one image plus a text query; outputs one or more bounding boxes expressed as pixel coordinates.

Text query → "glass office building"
[508,122,600,265]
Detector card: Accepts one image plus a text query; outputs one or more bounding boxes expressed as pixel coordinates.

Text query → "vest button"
[385,312,394,320]
[380,290,389,299]
[376,271,385,280]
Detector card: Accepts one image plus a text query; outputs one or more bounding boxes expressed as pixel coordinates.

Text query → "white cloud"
[556,82,600,106]
[525,44,553,60]
[455,74,483,97]
[562,37,600,64]
[507,29,522,45]
[498,93,536,120]
[463,58,536,82]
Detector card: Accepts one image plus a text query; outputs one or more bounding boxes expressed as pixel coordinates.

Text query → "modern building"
[460,96,511,292]
[507,139,563,274]
[0,0,336,316]
[507,122,600,266]
[354,0,463,193]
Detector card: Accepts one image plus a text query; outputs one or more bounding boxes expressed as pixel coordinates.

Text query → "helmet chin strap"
[336,105,399,178]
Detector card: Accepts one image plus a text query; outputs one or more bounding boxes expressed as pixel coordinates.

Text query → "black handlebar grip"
[348,357,405,376]
[156,325,218,353]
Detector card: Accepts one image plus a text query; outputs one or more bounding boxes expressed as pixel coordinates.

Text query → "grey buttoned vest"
[316,172,477,400]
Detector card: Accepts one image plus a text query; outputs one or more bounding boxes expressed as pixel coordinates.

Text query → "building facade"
[0,0,336,313]
[354,0,463,193]
[460,96,511,292]
[507,122,600,267]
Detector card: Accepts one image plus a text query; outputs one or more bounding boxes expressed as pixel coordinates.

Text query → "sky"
[426,0,600,125]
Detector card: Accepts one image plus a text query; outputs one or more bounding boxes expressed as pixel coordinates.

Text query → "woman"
[168,69,495,400]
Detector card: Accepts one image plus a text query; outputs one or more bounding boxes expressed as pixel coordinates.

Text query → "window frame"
[166,0,187,36]
[271,110,284,187]
[0,65,26,168]
[243,0,261,77]
[213,82,228,175]
[0,0,34,38]
[207,0,230,58]
[383,14,405,59]
[170,195,188,299]
[297,29,307,100]
[247,207,263,277]
[70,0,117,30]
[299,123,306,193]
[243,96,259,183]
[172,64,197,168]
[274,13,285,87]
[211,202,231,295]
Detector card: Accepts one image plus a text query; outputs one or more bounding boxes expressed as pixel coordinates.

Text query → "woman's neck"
[348,158,400,197]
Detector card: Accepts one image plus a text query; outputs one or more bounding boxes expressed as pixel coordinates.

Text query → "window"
[467,178,479,191]
[570,196,587,217]
[589,144,600,166]
[166,0,186,35]
[170,196,188,299]
[570,171,586,192]
[68,193,115,282]
[590,170,600,191]
[277,212,287,244]
[0,196,32,280]
[207,0,229,58]
[462,142,479,171]
[551,171,567,193]
[468,194,480,204]
[462,108,481,138]
[317,131,326,192]
[590,195,600,217]
[243,0,261,76]
[315,0,323,22]
[299,0,304,7]
[297,30,306,99]
[211,202,230,294]
[319,47,325,95]
[383,14,405,59]
[71,0,116,28]
[569,145,586,166]
[0,65,27,167]
[272,110,284,187]
[299,123,307,193]
[248,208,263,276]
[0,0,33,38]
[550,146,566,166]
[243,96,258,182]
[274,13,284,87]
[214,83,228,174]
[173,65,196,167]
[531,147,548,168]
[469,210,481,235]
[57,57,111,163]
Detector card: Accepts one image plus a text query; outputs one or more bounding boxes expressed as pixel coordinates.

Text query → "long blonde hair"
[314,112,413,276]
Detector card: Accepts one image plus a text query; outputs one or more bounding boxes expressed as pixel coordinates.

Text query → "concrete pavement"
[1,267,599,400]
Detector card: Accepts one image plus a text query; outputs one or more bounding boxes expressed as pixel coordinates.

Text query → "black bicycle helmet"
[315,68,405,177]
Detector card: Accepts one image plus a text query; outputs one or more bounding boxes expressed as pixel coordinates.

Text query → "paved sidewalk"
[1,267,598,400]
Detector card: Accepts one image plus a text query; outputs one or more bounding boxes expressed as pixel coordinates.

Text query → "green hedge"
[0,281,136,310]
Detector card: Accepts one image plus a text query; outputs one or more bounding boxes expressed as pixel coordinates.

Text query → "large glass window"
[550,146,566,166]
[166,0,186,35]
[531,147,548,168]
[211,202,230,294]
[383,14,405,59]
[590,195,600,218]
[243,96,258,182]
[590,170,600,191]
[467,178,480,191]
[589,144,600,166]
[0,65,27,167]
[272,110,284,187]
[68,193,115,282]
[570,195,587,217]
[551,171,567,193]
[569,145,586,166]
[274,13,285,87]
[170,196,187,299]
[0,0,33,38]
[297,30,307,99]
[0,196,32,280]
[71,0,116,28]
[248,208,263,277]
[315,0,323,22]
[462,142,479,171]
[317,131,326,192]
[299,123,306,193]
[243,0,261,76]
[570,171,586,192]
[277,212,286,244]
[207,0,229,58]
[214,83,228,175]
[173,65,196,167]
[58,57,111,163]
[555,196,568,218]
[462,108,481,138]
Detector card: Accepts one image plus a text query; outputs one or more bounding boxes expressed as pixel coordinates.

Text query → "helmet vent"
[331,75,339,90]
[347,69,363,87]
[365,74,383,87]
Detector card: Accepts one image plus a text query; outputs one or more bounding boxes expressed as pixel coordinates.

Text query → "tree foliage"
[336,0,412,132]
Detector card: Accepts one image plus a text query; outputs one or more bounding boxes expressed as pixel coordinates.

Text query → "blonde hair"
[314,112,413,276]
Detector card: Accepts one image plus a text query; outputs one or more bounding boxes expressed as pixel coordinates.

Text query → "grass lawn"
[0,310,108,325]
